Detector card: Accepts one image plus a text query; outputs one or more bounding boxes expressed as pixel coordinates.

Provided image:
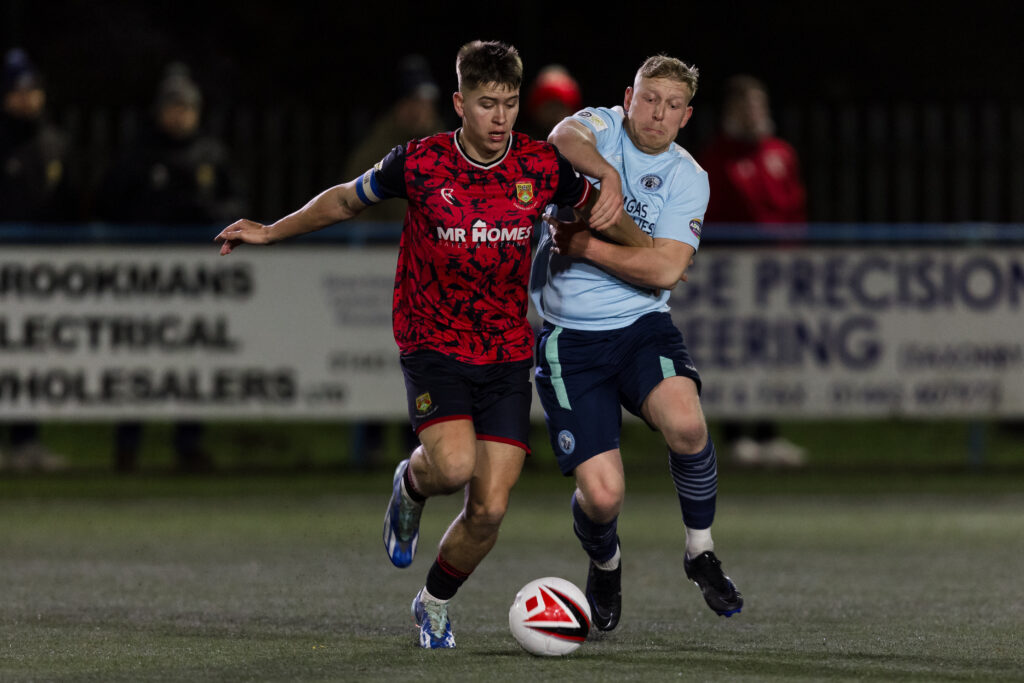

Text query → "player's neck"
[455,129,510,167]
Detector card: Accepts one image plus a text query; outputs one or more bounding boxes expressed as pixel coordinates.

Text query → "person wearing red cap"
[523,64,582,140]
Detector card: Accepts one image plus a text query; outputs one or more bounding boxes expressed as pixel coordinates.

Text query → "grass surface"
[2,466,1023,682]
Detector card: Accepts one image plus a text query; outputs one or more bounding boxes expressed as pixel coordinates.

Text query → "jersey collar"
[454,129,512,169]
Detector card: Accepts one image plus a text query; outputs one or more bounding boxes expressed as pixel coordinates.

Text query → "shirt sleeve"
[567,107,623,194]
[354,143,408,205]
[655,171,709,251]
[550,149,593,209]
[565,107,618,143]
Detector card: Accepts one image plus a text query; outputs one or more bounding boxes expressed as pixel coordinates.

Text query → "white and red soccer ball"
[508,577,591,656]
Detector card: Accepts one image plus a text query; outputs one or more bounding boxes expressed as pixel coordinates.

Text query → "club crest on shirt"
[689,218,703,239]
[639,174,663,190]
[415,392,434,414]
[515,180,536,208]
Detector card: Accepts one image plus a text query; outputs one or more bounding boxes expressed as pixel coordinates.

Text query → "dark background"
[5,1,1019,112]
[3,0,1022,223]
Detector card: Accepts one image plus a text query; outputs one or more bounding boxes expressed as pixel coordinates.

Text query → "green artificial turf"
[2,468,1022,682]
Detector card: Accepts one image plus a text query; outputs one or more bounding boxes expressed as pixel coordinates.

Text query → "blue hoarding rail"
[1,222,1023,245]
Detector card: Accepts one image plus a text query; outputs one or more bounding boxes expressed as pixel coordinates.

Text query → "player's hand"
[215,219,271,255]
[544,214,591,258]
[587,169,624,232]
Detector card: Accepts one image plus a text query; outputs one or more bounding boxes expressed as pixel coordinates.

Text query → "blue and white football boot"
[411,590,455,649]
[383,459,423,568]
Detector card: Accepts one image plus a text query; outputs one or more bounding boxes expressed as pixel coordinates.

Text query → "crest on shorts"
[557,429,576,455]
[515,180,535,207]
[415,392,433,414]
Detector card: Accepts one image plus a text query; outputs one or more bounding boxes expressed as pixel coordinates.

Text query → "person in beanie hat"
[342,54,445,225]
[98,62,246,473]
[98,61,244,224]
[0,47,78,222]
[0,48,74,471]
[341,54,446,465]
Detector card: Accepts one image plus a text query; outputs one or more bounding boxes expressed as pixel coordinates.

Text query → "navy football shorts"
[400,349,533,453]
[535,312,702,475]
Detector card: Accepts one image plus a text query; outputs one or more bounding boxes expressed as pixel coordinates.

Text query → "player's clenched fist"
[215,219,271,255]
[544,213,591,259]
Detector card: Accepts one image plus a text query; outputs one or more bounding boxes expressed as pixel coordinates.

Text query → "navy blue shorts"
[400,349,533,453]
[535,312,702,474]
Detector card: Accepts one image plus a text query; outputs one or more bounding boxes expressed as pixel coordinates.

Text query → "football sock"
[571,492,619,565]
[685,526,714,560]
[425,553,470,601]
[403,466,426,504]
[594,544,621,571]
[420,587,446,604]
[668,438,718,530]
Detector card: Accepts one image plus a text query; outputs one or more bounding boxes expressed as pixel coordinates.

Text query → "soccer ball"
[508,576,591,656]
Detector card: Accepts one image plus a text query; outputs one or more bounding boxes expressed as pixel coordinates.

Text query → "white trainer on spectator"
[2,443,69,472]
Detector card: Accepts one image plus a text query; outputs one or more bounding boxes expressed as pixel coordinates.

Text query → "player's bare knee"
[433,460,475,493]
[581,485,623,522]
[464,498,507,533]
[663,416,708,455]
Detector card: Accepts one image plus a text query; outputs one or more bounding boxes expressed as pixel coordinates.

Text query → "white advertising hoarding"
[1,244,1022,419]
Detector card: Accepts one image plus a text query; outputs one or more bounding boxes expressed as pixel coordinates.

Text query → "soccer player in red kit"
[215,40,651,649]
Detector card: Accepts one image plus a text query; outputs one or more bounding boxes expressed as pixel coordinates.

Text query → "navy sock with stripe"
[668,438,718,530]
[571,491,619,564]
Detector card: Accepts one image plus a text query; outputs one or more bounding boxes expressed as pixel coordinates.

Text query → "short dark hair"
[456,41,523,93]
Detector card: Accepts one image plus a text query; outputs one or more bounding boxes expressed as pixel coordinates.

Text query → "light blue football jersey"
[530,106,709,330]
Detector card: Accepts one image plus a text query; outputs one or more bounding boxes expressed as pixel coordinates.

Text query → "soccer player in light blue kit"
[531,55,743,631]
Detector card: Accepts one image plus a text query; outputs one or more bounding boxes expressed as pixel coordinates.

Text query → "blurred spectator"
[341,55,444,467]
[342,54,443,223]
[98,62,245,223]
[521,64,581,141]
[98,63,247,473]
[0,48,74,472]
[698,75,807,467]
[0,47,80,222]
[699,74,806,224]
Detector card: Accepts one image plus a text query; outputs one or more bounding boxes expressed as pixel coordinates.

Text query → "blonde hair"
[636,55,699,100]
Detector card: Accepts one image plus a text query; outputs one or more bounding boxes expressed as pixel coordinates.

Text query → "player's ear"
[453,91,465,118]
[679,106,694,130]
[623,86,634,113]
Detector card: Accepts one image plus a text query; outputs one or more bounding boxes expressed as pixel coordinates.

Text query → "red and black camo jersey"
[357,130,592,364]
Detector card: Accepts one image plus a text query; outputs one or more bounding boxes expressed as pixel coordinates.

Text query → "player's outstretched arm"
[215,181,368,255]
[549,119,623,231]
